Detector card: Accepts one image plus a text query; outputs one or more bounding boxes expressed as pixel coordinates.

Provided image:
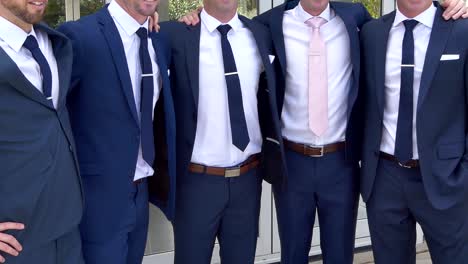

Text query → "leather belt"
[283,139,345,157]
[189,154,260,177]
[379,152,419,168]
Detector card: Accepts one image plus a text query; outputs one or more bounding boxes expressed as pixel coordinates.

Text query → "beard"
[1,0,45,25]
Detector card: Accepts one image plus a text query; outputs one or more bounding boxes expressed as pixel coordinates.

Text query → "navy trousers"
[367,158,468,264]
[274,148,359,264]
[81,180,149,264]
[5,227,84,264]
[174,168,262,264]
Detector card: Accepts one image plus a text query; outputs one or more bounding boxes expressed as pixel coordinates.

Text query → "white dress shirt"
[190,9,263,167]
[109,0,162,181]
[0,16,60,108]
[281,3,352,146]
[380,4,436,159]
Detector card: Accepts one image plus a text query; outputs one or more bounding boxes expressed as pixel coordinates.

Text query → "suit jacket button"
[69,145,73,152]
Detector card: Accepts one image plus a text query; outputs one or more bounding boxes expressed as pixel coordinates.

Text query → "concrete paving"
[310,242,431,264]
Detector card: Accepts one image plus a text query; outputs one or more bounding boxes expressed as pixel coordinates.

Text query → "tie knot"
[403,19,418,31]
[217,24,232,37]
[23,35,39,51]
[136,27,148,40]
[305,17,327,29]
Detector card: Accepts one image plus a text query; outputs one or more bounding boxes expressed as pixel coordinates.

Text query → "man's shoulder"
[451,19,468,41]
[255,3,287,24]
[58,8,103,35]
[331,1,373,26]
[361,11,391,35]
[160,20,190,34]
[331,1,364,10]
[240,15,268,33]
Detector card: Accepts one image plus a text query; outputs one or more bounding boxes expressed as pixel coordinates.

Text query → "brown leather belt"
[283,139,345,157]
[189,154,260,177]
[379,152,420,168]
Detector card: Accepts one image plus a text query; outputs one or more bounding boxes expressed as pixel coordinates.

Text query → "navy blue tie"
[395,20,419,163]
[136,28,155,165]
[217,24,250,151]
[23,35,52,100]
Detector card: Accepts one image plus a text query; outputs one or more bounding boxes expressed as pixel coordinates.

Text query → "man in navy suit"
[255,2,371,263]
[361,0,468,262]
[0,0,84,262]
[161,0,286,262]
[178,0,466,263]
[57,0,176,263]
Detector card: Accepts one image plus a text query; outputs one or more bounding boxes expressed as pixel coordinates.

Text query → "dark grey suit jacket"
[0,23,83,248]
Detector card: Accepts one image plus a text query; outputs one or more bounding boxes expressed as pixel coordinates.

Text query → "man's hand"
[149,11,160,32]
[441,0,468,20]
[178,6,203,26]
[0,222,24,263]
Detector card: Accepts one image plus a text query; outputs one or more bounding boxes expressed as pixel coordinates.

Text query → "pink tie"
[305,17,328,137]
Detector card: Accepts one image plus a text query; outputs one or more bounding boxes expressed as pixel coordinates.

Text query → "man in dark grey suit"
[0,0,84,262]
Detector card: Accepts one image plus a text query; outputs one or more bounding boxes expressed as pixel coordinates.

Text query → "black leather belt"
[380,152,420,168]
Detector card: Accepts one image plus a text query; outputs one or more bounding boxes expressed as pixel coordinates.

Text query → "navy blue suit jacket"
[0,24,83,247]
[160,16,288,187]
[57,6,177,238]
[360,4,468,210]
[255,1,372,164]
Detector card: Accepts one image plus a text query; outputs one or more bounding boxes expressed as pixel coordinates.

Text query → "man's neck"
[204,8,236,23]
[397,0,433,18]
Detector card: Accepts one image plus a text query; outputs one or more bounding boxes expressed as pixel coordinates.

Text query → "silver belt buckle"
[398,162,412,169]
[225,166,241,177]
[309,145,324,157]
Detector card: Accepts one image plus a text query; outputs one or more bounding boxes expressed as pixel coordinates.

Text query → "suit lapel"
[331,3,360,118]
[270,4,288,77]
[417,6,452,110]
[239,16,271,71]
[0,37,54,110]
[97,7,139,126]
[36,23,72,110]
[150,32,168,79]
[185,23,201,109]
[150,32,170,105]
[374,13,395,116]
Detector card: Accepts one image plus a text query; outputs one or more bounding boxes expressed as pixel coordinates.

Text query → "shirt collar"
[108,0,149,37]
[200,9,242,34]
[295,2,332,23]
[0,16,38,52]
[393,3,436,29]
